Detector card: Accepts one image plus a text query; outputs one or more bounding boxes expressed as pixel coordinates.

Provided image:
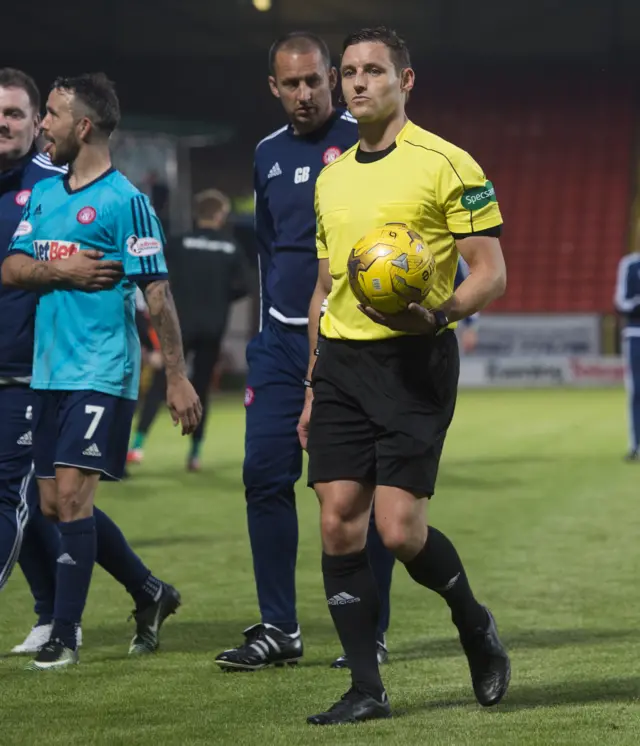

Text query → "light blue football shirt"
[9,167,168,400]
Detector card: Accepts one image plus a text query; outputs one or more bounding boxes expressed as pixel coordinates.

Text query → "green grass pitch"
[1,389,639,745]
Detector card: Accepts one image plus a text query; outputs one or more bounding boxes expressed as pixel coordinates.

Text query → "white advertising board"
[459,356,625,388]
[475,314,601,356]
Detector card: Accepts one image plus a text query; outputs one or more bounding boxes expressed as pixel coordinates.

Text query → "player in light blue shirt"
[11,167,165,399]
[2,73,201,670]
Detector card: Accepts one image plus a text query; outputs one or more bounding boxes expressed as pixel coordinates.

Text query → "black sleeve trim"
[133,272,169,289]
[452,225,502,240]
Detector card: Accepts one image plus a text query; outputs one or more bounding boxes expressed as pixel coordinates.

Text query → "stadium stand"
[414,74,635,312]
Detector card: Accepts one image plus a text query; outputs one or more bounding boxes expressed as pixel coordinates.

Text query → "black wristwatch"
[432,310,449,333]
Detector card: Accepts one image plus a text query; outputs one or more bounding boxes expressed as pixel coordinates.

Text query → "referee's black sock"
[403,526,489,639]
[322,549,384,699]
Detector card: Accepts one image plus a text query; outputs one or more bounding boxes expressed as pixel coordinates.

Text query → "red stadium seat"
[410,74,634,313]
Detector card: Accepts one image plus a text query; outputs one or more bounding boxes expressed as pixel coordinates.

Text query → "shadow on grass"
[111,464,245,497]
[390,626,640,662]
[396,676,640,715]
[83,617,340,662]
[67,622,640,674]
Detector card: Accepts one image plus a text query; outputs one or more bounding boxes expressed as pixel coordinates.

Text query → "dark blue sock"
[190,437,203,460]
[18,505,59,625]
[94,507,160,608]
[52,516,96,649]
[367,508,395,640]
[246,489,298,634]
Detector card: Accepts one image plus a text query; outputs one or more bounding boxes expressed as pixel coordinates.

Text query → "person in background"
[0,67,74,653]
[128,189,250,471]
[215,31,395,673]
[614,249,640,461]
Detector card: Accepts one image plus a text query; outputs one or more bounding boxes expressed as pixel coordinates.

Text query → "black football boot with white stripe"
[215,623,303,671]
[128,583,181,655]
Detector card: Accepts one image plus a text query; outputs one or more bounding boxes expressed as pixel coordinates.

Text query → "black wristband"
[432,309,449,333]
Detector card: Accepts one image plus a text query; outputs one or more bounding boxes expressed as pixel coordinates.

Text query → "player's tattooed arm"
[1,251,122,291]
[1,253,64,289]
[144,279,202,436]
[143,280,187,380]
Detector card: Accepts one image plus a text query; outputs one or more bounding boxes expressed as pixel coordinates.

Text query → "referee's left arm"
[436,155,506,322]
[443,234,506,323]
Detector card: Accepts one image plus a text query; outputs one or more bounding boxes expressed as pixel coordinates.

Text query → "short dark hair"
[52,73,120,135]
[268,31,331,75]
[342,26,411,72]
[0,68,40,112]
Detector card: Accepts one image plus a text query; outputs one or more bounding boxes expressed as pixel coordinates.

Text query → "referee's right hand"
[297,388,314,451]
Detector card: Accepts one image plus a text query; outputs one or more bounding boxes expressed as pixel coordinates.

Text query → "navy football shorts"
[32,390,136,481]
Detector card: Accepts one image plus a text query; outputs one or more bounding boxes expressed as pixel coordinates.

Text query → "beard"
[48,134,81,167]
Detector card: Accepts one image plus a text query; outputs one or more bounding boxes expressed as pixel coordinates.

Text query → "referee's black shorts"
[307,329,459,497]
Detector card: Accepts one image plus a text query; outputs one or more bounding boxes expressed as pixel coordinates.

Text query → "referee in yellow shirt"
[298,27,509,725]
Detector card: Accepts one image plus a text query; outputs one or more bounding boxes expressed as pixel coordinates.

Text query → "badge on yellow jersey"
[461,181,496,211]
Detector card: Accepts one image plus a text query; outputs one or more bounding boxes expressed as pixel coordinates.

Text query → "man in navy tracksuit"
[615,251,640,460]
[0,69,68,652]
[1,70,180,658]
[215,32,396,670]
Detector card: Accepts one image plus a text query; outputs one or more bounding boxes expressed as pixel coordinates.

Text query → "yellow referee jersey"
[315,120,503,341]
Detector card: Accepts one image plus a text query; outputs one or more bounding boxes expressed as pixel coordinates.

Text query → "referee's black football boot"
[215,623,303,671]
[331,634,389,669]
[460,606,511,707]
[307,687,392,725]
[128,583,181,655]
[623,450,639,462]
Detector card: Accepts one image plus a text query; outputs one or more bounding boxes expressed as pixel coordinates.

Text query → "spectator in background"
[128,188,250,471]
[614,250,640,461]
